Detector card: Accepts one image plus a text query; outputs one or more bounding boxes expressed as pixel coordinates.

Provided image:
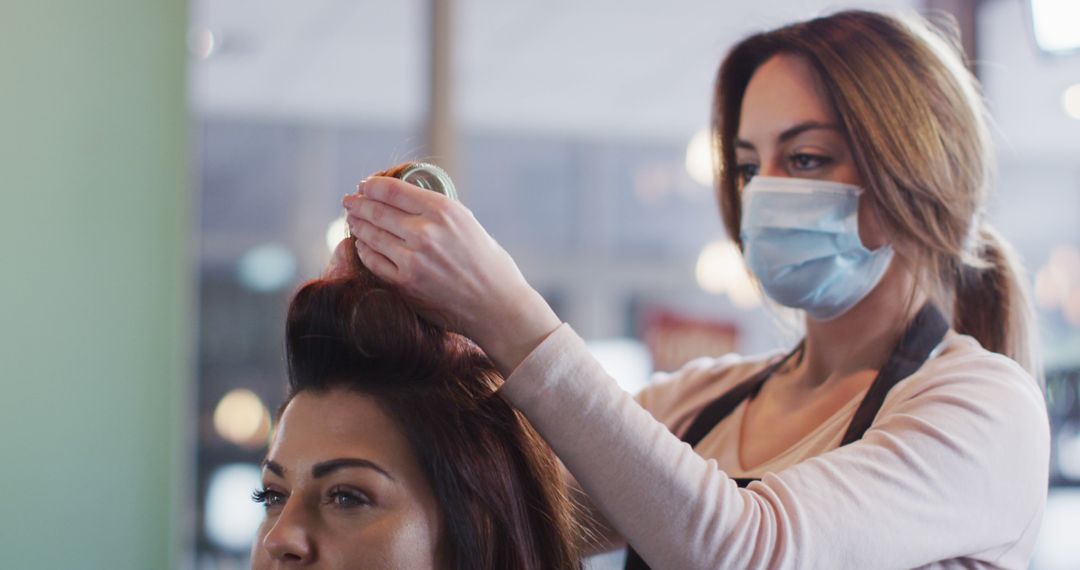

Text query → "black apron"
[624,304,948,570]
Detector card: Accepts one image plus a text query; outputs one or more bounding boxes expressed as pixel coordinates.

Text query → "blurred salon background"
[2,1,1078,568]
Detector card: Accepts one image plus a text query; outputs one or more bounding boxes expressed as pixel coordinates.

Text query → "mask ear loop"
[855,189,896,255]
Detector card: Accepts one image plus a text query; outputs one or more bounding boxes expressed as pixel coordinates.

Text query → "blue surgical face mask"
[739,176,894,321]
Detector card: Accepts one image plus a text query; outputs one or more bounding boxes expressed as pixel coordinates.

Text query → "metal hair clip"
[394,162,458,201]
[346,162,458,239]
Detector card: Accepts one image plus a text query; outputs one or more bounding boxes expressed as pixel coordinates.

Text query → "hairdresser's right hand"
[341,177,562,377]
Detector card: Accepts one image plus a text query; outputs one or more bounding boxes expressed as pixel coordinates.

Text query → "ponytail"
[952,224,1042,385]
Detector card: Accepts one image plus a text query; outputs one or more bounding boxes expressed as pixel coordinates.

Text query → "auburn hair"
[712,10,1041,380]
[283,240,581,569]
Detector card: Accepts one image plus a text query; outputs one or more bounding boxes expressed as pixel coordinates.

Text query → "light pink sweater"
[501,325,1050,569]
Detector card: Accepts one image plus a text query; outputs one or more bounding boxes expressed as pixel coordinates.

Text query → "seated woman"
[250,238,582,569]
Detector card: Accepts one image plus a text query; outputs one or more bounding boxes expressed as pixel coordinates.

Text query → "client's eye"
[252,488,287,510]
[326,486,372,509]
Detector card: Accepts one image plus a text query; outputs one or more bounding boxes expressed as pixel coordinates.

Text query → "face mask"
[739,176,894,321]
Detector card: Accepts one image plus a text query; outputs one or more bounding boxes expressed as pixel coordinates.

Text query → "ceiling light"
[1031,0,1080,54]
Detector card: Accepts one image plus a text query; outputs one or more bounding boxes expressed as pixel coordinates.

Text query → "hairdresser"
[341,10,1049,569]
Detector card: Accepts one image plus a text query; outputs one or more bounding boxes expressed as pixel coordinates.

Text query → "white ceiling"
[979,0,1080,161]
[189,0,1080,154]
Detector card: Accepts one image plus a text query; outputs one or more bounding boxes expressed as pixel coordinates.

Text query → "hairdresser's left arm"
[500,325,1049,568]
[342,178,1049,568]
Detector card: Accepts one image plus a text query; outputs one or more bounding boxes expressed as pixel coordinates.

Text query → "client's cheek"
[340,507,442,569]
[249,521,274,569]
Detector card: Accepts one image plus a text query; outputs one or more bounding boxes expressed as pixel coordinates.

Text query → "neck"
[796,263,925,387]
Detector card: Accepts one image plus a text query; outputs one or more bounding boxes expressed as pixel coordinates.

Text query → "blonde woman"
[341,10,1049,569]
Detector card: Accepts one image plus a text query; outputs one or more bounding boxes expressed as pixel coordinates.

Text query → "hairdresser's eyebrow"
[735,121,841,150]
[312,458,396,481]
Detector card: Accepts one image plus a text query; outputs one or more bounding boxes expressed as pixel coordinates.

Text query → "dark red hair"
[283,241,581,570]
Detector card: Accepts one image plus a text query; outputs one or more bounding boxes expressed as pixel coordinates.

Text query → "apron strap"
[624,346,802,570]
[625,305,949,570]
[840,303,949,445]
[679,343,804,448]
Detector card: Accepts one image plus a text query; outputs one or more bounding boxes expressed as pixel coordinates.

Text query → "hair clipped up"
[286,231,500,397]
[282,238,581,570]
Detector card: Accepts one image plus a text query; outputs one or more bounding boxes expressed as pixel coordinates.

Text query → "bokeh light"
[187,27,217,60]
[1064,84,1080,120]
[237,244,297,293]
[326,215,348,253]
[1056,422,1080,480]
[587,338,653,395]
[695,240,761,309]
[204,463,265,552]
[213,389,272,449]
[1034,245,1080,326]
[684,128,713,187]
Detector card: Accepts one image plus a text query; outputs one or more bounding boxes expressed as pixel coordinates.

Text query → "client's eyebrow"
[312,458,395,481]
[735,121,841,150]
[262,459,285,477]
[260,457,396,481]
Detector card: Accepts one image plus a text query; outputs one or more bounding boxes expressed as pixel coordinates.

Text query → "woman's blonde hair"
[712,10,1041,380]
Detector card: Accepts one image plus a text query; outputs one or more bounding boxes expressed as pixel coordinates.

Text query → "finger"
[342,195,413,239]
[359,176,441,215]
[355,238,399,282]
[351,217,409,261]
[347,215,407,251]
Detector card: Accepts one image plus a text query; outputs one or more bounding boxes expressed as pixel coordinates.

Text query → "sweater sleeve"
[500,324,1050,570]
[558,355,752,555]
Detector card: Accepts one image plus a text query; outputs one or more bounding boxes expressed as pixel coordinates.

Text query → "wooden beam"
[924,0,983,79]
[427,0,459,185]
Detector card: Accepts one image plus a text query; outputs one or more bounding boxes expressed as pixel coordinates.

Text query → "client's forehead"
[266,389,415,479]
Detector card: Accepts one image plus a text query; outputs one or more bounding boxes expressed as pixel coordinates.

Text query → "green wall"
[0,1,188,568]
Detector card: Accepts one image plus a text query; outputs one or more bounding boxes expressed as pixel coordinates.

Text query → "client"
[250,238,582,569]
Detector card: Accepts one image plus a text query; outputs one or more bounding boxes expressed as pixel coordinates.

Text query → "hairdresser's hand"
[342,177,561,376]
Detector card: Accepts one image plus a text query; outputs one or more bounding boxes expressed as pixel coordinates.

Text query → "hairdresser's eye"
[326,486,372,510]
[252,488,287,511]
[736,163,759,187]
[789,153,831,171]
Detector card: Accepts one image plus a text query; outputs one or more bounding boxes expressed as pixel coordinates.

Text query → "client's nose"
[262,501,316,564]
